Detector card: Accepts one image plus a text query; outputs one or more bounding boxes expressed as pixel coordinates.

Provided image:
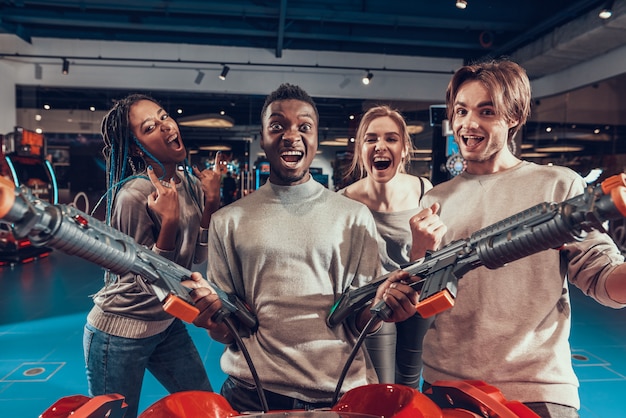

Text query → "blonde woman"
[340,105,433,388]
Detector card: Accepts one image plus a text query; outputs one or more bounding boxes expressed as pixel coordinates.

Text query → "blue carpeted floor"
[0,251,625,417]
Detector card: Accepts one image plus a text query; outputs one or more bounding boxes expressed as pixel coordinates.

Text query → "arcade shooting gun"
[0,176,258,330]
[328,174,626,327]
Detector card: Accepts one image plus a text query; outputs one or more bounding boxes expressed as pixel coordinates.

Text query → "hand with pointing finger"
[193,151,222,210]
[147,166,180,250]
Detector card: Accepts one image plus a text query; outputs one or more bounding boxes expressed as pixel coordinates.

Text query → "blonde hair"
[348,105,414,179]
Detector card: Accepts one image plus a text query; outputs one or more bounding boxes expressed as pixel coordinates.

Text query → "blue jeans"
[83,319,213,418]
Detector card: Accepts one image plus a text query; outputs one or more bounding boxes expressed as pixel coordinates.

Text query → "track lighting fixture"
[219,65,230,80]
[194,70,205,85]
[62,58,69,75]
[362,71,373,85]
[599,1,614,19]
[34,63,42,80]
[456,0,468,9]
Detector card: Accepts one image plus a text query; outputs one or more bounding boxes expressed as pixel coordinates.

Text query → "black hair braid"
[100,94,155,222]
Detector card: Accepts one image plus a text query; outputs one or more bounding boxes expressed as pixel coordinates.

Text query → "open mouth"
[167,134,182,149]
[373,157,391,170]
[462,135,484,148]
[281,150,303,165]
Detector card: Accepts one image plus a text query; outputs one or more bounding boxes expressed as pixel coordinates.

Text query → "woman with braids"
[340,105,434,389]
[82,93,221,418]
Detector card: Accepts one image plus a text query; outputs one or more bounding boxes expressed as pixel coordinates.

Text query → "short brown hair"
[445,59,531,142]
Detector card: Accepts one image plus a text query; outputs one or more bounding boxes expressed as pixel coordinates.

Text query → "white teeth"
[281,151,303,156]
[373,157,390,162]
[167,134,178,144]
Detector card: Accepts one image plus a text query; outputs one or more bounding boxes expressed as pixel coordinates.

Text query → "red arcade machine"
[0,127,57,265]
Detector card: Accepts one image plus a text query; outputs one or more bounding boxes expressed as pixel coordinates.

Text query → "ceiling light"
[599,1,613,19]
[194,70,205,85]
[34,63,42,80]
[406,122,424,135]
[177,113,235,128]
[219,65,230,80]
[534,146,584,153]
[320,137,349,147]
[455,0,468,10]
[521,152,550,158]
[198,145,232,151]
[362,71,373,85]
[62,59,69,75]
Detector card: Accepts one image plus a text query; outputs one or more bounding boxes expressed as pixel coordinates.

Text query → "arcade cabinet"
[310,167,329,188]
[254,160,270,190]
[0,127,57,265]
[430,105,466,184]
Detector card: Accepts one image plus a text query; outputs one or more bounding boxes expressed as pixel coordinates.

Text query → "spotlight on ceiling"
[62,58,69,75]
[599,1,614,19]
[194,70,205,85]
[456,0,468,9]
[362,71,373,85]
[219,65,230,80]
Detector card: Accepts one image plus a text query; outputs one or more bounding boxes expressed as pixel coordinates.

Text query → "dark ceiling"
[4,0,625,165]
[0,0,608,62]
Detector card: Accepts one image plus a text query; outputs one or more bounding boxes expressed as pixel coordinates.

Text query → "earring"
[128,156,138,174]
[128,155,147,174]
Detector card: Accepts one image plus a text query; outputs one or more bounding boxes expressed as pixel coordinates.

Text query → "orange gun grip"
[0,176,16,219]
[601,173,626,194]
[163,295,200,323]
[415,289,455,318]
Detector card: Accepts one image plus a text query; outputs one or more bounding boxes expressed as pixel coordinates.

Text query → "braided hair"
[98,93,199,224]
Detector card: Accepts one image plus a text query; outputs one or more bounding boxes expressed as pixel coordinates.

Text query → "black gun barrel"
[0,177,258,330]
[328,174,626,325]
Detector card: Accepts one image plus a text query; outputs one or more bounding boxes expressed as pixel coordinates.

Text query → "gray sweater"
[88,174,207,338]
[207,177,381,402]
[419,161,625,409]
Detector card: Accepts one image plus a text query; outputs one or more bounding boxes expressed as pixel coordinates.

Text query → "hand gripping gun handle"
[328,174,626,327]
[0,177,258,330]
